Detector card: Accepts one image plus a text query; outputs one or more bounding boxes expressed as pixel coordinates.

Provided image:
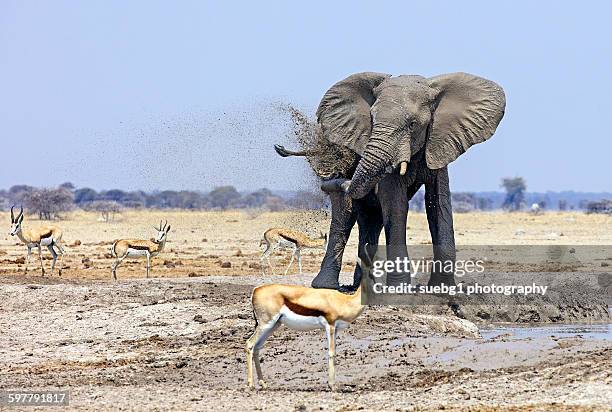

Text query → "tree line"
[0,178,609,220]
[0,183,328,220]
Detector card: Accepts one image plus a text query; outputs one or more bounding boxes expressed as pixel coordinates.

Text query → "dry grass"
[0,210,610,280]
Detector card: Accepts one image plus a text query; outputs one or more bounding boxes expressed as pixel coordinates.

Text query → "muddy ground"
[0,273,610,411]
[0,211,610,410]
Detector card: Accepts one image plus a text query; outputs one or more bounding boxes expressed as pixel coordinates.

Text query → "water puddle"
[481,323,611,341]
[424,322,610,370]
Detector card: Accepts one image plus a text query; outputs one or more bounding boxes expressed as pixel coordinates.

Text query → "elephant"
[276,72,505,291]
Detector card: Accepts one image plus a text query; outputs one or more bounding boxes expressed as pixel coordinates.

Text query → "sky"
[1,1,610,193]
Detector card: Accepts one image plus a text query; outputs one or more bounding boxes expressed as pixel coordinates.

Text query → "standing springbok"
[110,220,171,281]
[9,206,65,276]
[260,228,328,275]
[246,282,363,391]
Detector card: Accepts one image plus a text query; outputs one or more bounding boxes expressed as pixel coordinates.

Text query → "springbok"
[246,282,363,391]
[110,220,171,281]
[260,228,328,275]
[9,206,66,276]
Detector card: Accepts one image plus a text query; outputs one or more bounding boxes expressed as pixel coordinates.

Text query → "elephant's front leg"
[378,175,410,287]
[347,192,383,291]
[311,190,357,290]
[425,167,456,286]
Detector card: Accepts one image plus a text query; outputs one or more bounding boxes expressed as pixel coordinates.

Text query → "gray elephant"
[276,72,505,291]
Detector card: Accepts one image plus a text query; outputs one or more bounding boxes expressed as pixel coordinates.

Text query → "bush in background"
[23,187,74,220]
[585,200,612,214]
[82,200,123,222]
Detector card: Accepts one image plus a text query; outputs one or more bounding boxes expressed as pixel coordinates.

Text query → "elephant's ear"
[426,73,506,169]
[316,72,391,155]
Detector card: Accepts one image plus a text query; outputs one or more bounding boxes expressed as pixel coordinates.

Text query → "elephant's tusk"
[399,161,408,176]
[340,180,352,193]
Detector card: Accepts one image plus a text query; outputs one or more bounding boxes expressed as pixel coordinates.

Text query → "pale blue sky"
[1,1,610,192]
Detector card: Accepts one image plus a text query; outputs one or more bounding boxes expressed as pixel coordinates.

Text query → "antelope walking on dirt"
[260,228,328,275]
[246,282,363,391]
[110,220,171,281]
[9,206,66,276]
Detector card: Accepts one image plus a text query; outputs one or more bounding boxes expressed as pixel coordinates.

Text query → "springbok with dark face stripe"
[110,220,171,281]
[246,282,363,391]
[260,228,328,275]
[9,206,65,276]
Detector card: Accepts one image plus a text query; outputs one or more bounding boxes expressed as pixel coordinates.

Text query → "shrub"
[23,187,74,220]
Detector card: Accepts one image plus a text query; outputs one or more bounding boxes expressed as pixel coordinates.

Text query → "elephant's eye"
[408,121,417,130]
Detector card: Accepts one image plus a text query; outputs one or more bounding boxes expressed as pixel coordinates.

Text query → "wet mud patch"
[0,275,610,410]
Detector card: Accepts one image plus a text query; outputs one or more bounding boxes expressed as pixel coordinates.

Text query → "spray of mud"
[72,100,351,234]
[268,102,343,233]
[275,102,358,181]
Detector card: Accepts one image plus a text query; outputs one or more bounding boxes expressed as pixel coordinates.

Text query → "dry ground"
[0,210,610,411]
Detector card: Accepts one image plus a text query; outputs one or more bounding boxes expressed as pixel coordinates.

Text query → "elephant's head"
[316,72,506,199]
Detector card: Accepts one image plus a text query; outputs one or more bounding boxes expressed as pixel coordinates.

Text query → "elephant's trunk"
[346,131,396,199]
[346,120,413,198]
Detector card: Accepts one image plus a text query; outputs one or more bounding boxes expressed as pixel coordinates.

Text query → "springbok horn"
[164,220,168,230]
[18,206,23,220]
[10,205,14,222]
